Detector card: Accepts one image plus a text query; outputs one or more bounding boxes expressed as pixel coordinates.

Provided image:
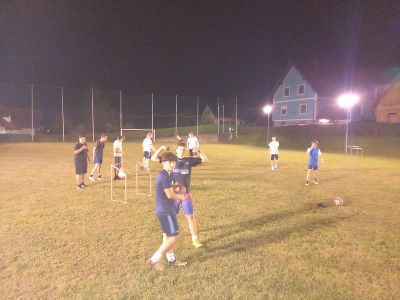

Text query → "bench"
[347,145,364,156]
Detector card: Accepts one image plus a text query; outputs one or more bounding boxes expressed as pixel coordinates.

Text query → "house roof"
[269,62,378,100]
[0,117,18,130]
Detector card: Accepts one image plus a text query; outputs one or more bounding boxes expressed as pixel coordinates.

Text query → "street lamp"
[263,104,273,143]
[337,93,359,155]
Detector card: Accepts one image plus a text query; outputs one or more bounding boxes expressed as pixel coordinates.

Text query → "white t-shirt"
[187,136,199,149]
[268,140,279,155]
[142,137,153,152]
[113,140,123,157]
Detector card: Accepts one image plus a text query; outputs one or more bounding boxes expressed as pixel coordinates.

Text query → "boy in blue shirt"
[89,133,107,181]
[306,140,322,186]
[148,152,187,272]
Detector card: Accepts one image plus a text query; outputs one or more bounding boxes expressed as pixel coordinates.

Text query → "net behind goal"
[120,128,156,142]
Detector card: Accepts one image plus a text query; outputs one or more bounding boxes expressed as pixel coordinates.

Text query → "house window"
[283,87,290,97]
[298,84,305,95]
[281,105,287,116]
[299,104,307,114]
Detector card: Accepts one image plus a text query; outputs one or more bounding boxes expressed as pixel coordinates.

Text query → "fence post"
[61,86,65,142]
[31,84,34,142]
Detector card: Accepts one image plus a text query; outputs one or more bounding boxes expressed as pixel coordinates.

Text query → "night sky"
[1,1,400,105]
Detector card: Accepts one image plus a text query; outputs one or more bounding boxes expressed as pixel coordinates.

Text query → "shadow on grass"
[190,206,354,263]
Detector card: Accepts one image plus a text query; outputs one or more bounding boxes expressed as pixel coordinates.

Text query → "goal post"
[120,128,156,142]
[110,164,127,204]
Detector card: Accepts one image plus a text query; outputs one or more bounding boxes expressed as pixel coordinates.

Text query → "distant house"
[200,104,244,126]
[0,104,18,133]
[269,63,372,126]
[375,77,400,123]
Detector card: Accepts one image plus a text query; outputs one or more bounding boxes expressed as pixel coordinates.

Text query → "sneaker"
[81,183,88,188]
[88,176,95,181]
[271,167,275,171]
[305,181,309,186]
[97,176,102,180]
[113,175,120,180]
[314,178,318,184]
[147,259,165,272]
[192,240,203,248]
[76,185,84,190]
[168,260,188,267]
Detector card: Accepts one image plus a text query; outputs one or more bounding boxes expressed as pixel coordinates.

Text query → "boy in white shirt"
[113,135,125,180]
[142,132,156,171]
[268,135,279,171]
[186,132,199,156]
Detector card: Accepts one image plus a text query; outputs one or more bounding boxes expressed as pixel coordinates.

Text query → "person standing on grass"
[148,151,188,272]
[176,134,184,144]
[268,135,279,171]
[142,132,156,171]
[306,140,322,186]
[113,135,125,180]
[89,133,107,181]
[74,135,91,190]
[186,132,199,156]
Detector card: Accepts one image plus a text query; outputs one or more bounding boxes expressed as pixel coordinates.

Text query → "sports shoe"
[88,176,95,181]
[76,185,84,190]
[113,175,120,180]
[81,183,88,188]
[314,178,318,184]
[192,240,203,248]
[97,176,102,180]
[147,259,165,272]
[168,260,188,267]
[271,167,275,171]
[305,181,309,186]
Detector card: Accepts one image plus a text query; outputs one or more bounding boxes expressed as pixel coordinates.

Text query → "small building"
[269,63,372,126]
[0,105,18,133]
[200,104,244,126]
[375,77,400,123]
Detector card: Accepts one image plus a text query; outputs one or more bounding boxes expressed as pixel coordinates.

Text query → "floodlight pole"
[235,96,238,139]
[61,86,65,142]
[119,90,122,132]
[267,112,270,144]
[217,98,220,136]
[31,84,34,142]
[345,107,350,155]
[222,104,225,133]
[175,95,178,137]
[91,88,94,142]
[151,93,154,136]
[196,97,199,136]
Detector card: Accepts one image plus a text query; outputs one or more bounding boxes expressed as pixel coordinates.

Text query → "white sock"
[192,236,198,241]
[166,252,175,262]
[150,251,162,264]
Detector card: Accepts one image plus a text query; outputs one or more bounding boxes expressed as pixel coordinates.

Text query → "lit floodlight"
[337,94,359,108]
[263,104,272,114]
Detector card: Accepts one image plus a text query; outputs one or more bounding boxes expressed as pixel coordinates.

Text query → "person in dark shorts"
[113,135,125,180]
[73,135,91,190]
[148,152,187,272]
[306,140,323,186]
[89,133,107,181]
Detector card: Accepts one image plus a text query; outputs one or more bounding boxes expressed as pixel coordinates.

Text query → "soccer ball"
[334,197,344,206]
[118,170,126,178]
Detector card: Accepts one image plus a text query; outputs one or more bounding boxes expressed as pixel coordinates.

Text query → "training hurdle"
[110,164,127,204]
[135,161,152,197]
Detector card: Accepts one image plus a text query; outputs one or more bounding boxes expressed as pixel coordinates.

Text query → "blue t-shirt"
[94,140,105,158]
[308,147,321,166]
[172,157,202,192]
[74,143,88,164]
[155,169,176,214]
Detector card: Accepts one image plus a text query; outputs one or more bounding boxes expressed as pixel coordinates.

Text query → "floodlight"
[337,94,359,109]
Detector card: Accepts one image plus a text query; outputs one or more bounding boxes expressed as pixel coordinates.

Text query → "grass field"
[1,142,399,299]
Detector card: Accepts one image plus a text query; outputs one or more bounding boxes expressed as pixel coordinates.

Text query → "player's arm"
[198,151,208,162]
[164,188,185,201]
[151,145,157,152]
[73,144,88,154]
[151,146,167,162]
[92,144,97,160]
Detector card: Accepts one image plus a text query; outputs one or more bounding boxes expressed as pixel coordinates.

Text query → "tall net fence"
[0,81,240,142]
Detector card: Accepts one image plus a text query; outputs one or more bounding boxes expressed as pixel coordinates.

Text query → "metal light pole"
[338,94,359,155]
[263,104,273,143]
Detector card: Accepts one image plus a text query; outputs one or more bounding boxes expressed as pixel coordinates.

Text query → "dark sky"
[1,0,399,104]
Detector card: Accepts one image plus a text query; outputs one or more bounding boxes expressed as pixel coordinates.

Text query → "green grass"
[1,142,399,299]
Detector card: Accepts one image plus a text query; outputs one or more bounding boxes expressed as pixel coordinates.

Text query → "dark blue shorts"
[114,156,122,167]
[144,151,151,159]
[75,161,87,174]
[94,156,103,164]
[157,212,179,237]
[175,193,194,215]
[270,154,279,160]
[308,165,318,170]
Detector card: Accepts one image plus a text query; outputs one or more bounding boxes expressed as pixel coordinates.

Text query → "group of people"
[267,135,322,185]
[73,132,208,272]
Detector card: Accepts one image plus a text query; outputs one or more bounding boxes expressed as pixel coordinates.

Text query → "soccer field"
[1,142,399,299]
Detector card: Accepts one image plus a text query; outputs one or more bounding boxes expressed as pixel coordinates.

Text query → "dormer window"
[297,84,305,95]
[283,87,290,97]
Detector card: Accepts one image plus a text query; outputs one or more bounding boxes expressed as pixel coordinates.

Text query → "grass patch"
[0,142,399,299]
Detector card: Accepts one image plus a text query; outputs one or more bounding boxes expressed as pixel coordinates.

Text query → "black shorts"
[270,154,279,160]
[114,156,122,167]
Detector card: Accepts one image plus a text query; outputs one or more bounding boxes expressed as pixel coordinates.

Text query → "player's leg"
[270,155,274,170]
[182,194,202,248]
[274,155,279,170]
[313,167,319,184]
[97,162,102,179]
[89,163,98,181]
[306,167,311,185]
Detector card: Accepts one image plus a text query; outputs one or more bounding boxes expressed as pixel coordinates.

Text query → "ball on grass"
[334,197,344,206]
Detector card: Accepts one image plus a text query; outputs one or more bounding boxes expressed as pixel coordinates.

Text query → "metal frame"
[110,164,128,204]
[135,162,152,197]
